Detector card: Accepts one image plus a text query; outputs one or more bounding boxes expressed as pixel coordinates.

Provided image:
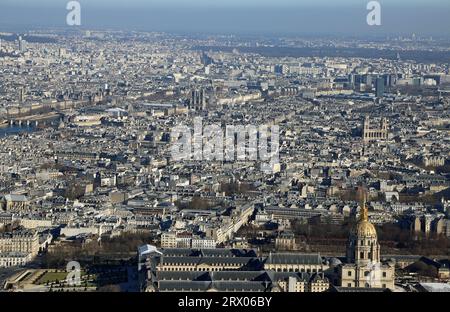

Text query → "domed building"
[346,203,380,266]
[339,196,395,290]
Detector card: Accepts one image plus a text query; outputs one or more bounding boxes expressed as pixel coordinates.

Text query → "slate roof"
[157,280,269,292]
[330,286,391,292]
[160,256,257,266]
[161,248,257,258]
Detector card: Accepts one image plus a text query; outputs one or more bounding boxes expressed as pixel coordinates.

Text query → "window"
[347,283,352,287]
[347,271,352,276]
[382,284,386,288]
[360,252,364,259]
[383,272,387,278]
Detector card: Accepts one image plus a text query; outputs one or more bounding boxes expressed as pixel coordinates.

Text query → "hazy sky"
[1,0,450,36]
[2,0,450,8]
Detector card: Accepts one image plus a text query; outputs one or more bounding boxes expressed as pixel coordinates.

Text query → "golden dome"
[352,220,377,237]
[351,192,377,237]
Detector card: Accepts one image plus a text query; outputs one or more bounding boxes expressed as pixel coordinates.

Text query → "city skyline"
[0,1,450,36]
[0,0,449,300]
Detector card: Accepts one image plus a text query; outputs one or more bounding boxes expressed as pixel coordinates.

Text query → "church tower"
[363,116,389,143]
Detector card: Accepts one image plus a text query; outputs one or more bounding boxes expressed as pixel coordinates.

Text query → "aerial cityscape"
[0,0,449,299]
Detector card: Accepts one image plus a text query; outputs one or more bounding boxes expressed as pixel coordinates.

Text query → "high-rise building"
[200,52,213,66]
[376,77,385,98]
[363,74,373,87]
[274,64,289,75]
[18,36,27,53]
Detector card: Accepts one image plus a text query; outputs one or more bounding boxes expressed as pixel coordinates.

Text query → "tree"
[98,284,122,292]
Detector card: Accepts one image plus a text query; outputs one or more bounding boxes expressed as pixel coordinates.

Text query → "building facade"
[363,117,389,143]
[0,230,40,256]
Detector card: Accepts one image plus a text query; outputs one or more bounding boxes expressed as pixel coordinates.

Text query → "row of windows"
[159,267,238,272]
[268,267,321,273]
[161,264,241,268]
[346,283,387,288]
[280,283,328,292]
[346,270,387,278]
[364,132,387,138]
[0,260,26,267]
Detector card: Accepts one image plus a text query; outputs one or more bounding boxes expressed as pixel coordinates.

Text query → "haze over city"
[0,0,449,302]
[0,0,450,36]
